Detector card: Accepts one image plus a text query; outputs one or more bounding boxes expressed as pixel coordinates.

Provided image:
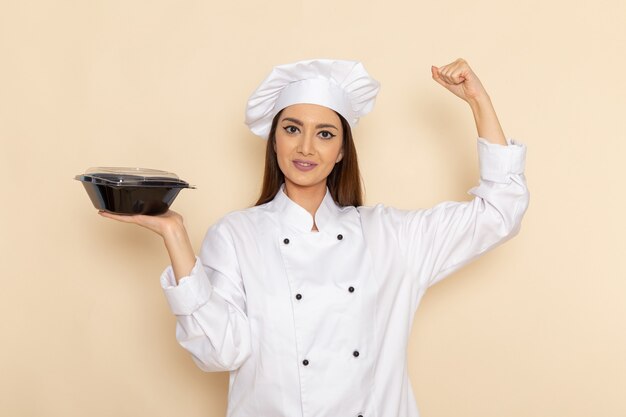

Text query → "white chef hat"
[245,59,380,139]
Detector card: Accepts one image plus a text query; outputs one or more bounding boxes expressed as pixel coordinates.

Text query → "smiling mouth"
[293,160,318,171]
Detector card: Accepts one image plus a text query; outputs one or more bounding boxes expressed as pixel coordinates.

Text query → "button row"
[282,234,344,245]
[294,286,356,301]
[301,352,360,367]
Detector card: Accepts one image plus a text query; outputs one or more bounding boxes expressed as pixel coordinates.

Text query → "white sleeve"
[160,221,252,372]
[399,137,530,288]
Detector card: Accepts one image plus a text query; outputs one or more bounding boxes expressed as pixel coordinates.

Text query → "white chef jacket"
[160,137,529,417]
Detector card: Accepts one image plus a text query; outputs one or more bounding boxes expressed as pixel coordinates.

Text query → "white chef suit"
[160,137,529,417]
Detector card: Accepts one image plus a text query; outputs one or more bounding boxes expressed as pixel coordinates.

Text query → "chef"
[99,58,529,417]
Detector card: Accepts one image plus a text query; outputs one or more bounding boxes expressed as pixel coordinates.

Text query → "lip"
[292,159,318,172]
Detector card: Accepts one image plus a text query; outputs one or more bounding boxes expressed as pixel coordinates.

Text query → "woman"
[100,58,529,417]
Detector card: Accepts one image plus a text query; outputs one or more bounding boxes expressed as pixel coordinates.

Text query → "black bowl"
[75,170,194,215]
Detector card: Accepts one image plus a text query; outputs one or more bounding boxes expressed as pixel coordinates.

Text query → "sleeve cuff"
[159,257,213,316]
[477,137,526,183]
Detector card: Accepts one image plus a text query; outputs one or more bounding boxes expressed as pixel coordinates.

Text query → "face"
[274,103,344,194]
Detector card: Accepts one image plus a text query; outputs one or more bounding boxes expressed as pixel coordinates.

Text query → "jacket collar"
[270,184,343,233]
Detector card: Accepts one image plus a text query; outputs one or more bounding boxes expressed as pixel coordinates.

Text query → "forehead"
[279,103,341,125]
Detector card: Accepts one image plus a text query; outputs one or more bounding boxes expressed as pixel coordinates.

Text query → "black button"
[337,234,343,240]
[295,293,302,300]
[353,350,360,357]
[283,238,290,244]
[358,415,363,417]
[302,359,309,366]
[348,286,355,293]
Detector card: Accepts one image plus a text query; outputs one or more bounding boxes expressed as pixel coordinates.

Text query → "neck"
[283,181,327,229]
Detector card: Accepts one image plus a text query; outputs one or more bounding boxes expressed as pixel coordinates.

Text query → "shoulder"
[205,203,277,240]
[219,203,271,225]
[355,203,426,241]
[357,202,424,222]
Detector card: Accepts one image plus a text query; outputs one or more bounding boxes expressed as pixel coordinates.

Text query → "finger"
[431,65,442,81]
[449,69,467,84]
[437,65,448,80]
[440,66,456,84]
[431,66,451,87]
[440,62,466,85]
[98,210,140,224]
[439,59,467,83]
[447,58,466,71]
[452,59,474,80]
[434,65,452,83]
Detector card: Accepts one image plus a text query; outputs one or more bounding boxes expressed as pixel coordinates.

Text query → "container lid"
[75,167,194,188]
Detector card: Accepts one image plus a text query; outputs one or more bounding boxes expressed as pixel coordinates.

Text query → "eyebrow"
[281,117,339,131]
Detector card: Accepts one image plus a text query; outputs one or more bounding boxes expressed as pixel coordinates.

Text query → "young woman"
[100,58,529,417]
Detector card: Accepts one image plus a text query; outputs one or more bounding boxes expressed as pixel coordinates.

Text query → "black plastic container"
[75,167,194,215]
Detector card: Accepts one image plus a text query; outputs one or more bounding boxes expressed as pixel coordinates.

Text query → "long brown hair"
[255,109,363,207]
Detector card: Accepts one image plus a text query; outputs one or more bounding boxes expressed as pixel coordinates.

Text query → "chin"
[285,175,327,189]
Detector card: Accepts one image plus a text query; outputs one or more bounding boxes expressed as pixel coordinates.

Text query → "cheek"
[274,136,290,160]
[325,143,343,163]
[274,136,294,175]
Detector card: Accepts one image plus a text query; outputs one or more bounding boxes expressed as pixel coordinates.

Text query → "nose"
[297,132,314,156]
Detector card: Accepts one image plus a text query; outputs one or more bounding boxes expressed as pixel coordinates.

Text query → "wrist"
[467,93,492,111]
[162,222,188,245]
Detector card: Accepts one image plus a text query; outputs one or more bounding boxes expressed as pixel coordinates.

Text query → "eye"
[319,130,336,140]
[283,125,300,134]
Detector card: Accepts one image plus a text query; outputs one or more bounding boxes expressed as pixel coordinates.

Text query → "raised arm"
[431,58,507,146]
[395,59,528,290]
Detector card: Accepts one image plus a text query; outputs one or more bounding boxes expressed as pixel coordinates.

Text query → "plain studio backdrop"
[1,0,624,416]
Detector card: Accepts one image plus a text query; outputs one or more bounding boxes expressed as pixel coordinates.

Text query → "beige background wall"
[1,0,624,416]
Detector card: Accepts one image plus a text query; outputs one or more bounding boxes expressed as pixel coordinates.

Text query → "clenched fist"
[431,58,489,103]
